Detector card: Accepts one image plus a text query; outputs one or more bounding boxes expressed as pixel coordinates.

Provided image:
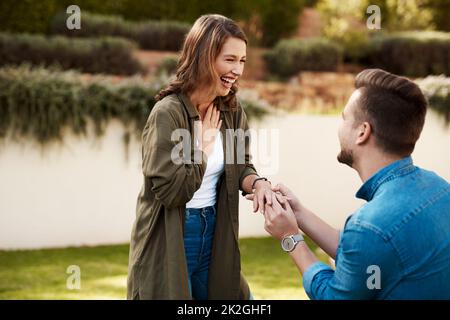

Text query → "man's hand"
[263,193,299,240]
[271,183,340,259]
[246,182,301,215]
[271,183,303,214]
[248,182,341,261]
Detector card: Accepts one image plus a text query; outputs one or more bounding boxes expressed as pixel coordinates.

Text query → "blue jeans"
[183,205,216,300]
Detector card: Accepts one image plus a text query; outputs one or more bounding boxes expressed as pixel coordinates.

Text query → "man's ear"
[356,122,372,145]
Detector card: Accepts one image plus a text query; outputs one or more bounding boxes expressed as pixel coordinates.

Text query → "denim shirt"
[303,157,450,299]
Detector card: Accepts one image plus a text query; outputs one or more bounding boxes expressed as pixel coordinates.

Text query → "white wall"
[0,121,143,249]
[1,111,449,249]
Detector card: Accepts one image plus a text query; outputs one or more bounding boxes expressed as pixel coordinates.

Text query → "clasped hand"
[245,183,301,240]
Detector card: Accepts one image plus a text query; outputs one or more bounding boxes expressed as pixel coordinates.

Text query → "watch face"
[282,237,294,251]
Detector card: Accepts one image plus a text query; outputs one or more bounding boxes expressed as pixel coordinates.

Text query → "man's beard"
[337,148,354,168]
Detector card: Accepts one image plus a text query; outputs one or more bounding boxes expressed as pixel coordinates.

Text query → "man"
[248,69,450,299]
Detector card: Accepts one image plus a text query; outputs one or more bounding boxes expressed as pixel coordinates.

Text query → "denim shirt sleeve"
[302,222,401,300]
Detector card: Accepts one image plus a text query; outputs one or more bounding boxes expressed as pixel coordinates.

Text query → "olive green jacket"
[127,93,258,299]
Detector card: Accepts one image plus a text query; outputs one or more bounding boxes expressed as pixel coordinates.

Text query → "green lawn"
[0,237,330,300]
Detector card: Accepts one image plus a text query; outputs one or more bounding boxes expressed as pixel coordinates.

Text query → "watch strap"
[292,234,304,243]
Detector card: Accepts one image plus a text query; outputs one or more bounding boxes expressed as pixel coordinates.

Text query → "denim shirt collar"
[356,156,415,201]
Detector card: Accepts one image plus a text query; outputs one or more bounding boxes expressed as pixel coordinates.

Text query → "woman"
[127,14,272,300]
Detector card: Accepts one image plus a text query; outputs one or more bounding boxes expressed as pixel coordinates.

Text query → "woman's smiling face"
[214,37,247,97]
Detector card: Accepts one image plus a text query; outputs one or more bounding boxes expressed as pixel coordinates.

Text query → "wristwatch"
[281,233,304,252]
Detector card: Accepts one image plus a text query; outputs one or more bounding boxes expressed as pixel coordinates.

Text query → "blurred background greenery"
[0,0,448,147]
[0,0,449,300]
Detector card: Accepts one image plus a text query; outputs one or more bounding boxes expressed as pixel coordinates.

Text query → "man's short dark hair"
[354,69,428,156]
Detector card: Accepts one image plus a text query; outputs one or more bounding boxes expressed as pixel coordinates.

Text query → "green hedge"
[0,0,58,34]
[0,0,306,48]
[367,32,450,77]
[51,11,190,51]
[0,65,156,144]
[429,0,450,32]
[0,65,269,145]
[264,38,343,78]
[416,75,450,123]
[155,56,179,76]
[257,0,305,47]
[0,33,144,75]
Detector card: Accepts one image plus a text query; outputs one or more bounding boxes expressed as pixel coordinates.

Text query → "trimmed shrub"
[416,75,450,123]
[367,32,450,77]
[155,56,179,76]
[264,38,343,79]
[105,0,305,46]
[0,65,156,144]
[0,33,144,75]
[0,0,58,34]
[51,11,190,51]
[257,0,306,47]
[317,0,374,63]
[133,21,190,51]
[116,0,306,47]
[429,0,450,32]
[0,0,129,34]
[1,0,305,49]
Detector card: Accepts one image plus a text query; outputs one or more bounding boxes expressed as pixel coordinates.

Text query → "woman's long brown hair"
[155,14,247,111]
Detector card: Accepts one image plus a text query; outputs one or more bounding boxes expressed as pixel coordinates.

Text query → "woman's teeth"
[220,76,236,84]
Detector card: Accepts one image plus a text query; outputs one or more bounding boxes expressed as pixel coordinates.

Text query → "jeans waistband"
[185,205,216,216]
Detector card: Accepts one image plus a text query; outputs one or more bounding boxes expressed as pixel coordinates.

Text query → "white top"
[186,131,224,208]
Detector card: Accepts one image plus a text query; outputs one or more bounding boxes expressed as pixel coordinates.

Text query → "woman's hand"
[242,179,273,214]
[245,182,303,216]
[200,103,222,156]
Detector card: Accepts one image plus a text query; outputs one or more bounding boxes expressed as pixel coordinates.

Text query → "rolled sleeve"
[239,167,258,193]
[236,104,258,194]
[302,222,402,300]
[302,261,335,300]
